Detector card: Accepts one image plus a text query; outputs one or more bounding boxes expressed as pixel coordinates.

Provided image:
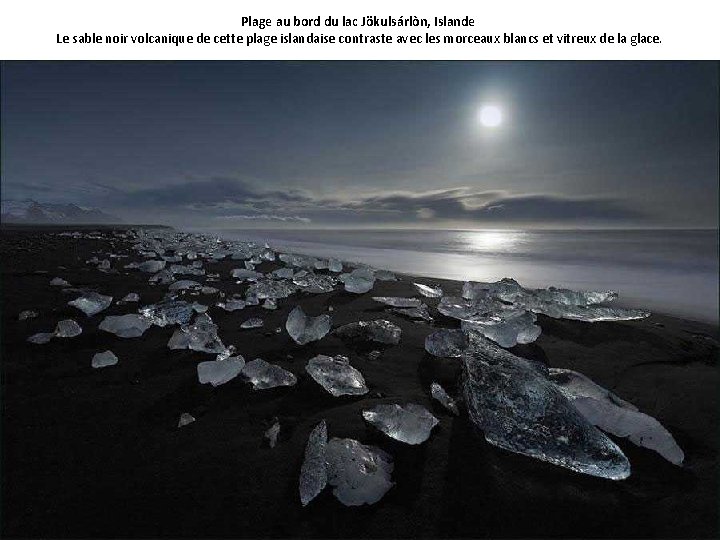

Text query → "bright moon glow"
[479,105,503,127]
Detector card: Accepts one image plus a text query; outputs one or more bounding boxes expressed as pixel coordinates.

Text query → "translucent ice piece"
[92,350,119,369]
[27,332,54,344]
[461,337,630,480]
[18,310,38,320]
[231,268,263,281]
[265,421,281,448]
[216,299,246,312]
[99,314,152,338]
[391,305,433,322]
[138,300,203,327]
[178,413,195,427]
[262,298,277,310]
[241,358,297,390]
[168,313,228,355]
[50,277,70,286]
[246,279,297,300]
[372,297,422,308]
[119,292,140,303]
[413,282,443,298]
[343,268,375,294]
[299,420,328,506]
[286,306,331,345]
[138,260,166,273]
[293,272,337,294]
[240,317,264,329]
[305,355,369,397]
[168,279,203,291]
[197,356,245,386]
[326,438,394,506]
[54,319,82,338]
[430,382,459,415]
[362,403,438,444]
[335,320,401,345]
[424,329,469,358]
[461,309,542,348]
[68,292,113,316]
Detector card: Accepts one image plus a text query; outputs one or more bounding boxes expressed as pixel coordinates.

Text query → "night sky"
[1,61,717,228]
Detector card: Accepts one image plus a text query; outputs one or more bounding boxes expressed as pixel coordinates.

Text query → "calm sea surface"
[199,228,718,323]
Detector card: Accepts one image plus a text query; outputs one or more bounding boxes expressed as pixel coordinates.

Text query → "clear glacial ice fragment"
[68,292,113,316]
[549,368,684,465]
[461,309,541,348]
[50,277,70,287]
[362,403,438,444]
[343,268,375,294]
[240,317,264,329]
[168,313,228,355]
[431,382,459,415]
[119,292,140,303]
[231,268,263,281]
[178,413,195,428]
[391,305,433,322]
[293,272,337,293]
[149,269,175,284]
[305,355,369,397]
[424,329,469,358]
[138,300,203,327]
[168,279,203,291]
[271,267,294,279]
[286,306,331,345]
[54,319,82,338]
[92,350,119,369]
[335,320,401,345]
[374,270,397,281]
[262,298,277,310]
[265,421,281,448]
[18,310,38,320]
[326,438,394,506]
[28,332,54,344]
[413,282,443,298]
[138,260,166,273]
[99,314,152,338]
[216,298,246,311]
[246,279,297,300]
[328,259,343,273]
[197,356,245,386]
[241,358,297,389]
[299,420,328,506]
[461,337,631,480]
[372,297,422,308]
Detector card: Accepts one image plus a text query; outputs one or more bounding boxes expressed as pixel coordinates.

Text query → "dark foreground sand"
[1,226,718,538]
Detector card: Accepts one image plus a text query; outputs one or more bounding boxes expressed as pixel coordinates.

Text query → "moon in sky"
[479,105,503,127]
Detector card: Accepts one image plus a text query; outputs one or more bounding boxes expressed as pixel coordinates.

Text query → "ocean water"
[204,228,719,323]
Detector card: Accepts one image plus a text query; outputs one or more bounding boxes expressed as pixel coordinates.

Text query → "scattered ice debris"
[168,313,229,355]
[168,279,203,291]
[262,298,277,310]
[54,319,82,338]
[138,260,166,273]
[335,320,401,345]
[550,368,684,465]
[461,337,630,480]
[305,355,369,397]
[286,306,331,345]
[246,279,298,300]
[18,310,38,321]
[178,413,196,428]
[231,268,263,281]
[241,358,297,390]
[424,329,469,358]
[461,309,542,348]
[119,292,140,303]
[328,259,343,273]
[200,286,219,295]
[197,356,245,386]
[374,270,397,281]
[430,382,459,415]
[343,268,375,294]
[50,277,70,287]
[299,420,328,506]
[362,403,439,444]
[149,269,175,284]
[138,300,205,327]
[391,304,433,322]
[27,332,55,344]
[240,317,264,329]
[367,350,382,361]
[99,314,153,338]
[326,437,394,506]
[293,272,337,294]
[271,267,294,279]
[413,282,443,298]
[92,350,119,369]
[372,297,422,308]
[216,298,246,311]
[68,292,113,316]
[265,420,281,448]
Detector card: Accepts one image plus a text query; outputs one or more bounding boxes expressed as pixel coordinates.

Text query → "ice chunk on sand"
[149,269,175,284]
[424,329,469,358]
[92,350,119,369]
[527,301,650,322]
[343,268,375,294]
[50,277,70,286]
[18,310,38,320]
[168,279,203,291]
[68,292,113,316]
[299,420,328,506]
[138,300,203,327]
[216,298,246,312]
[413,283,443,298]
[54,319,82,338]
[119,292,140,303]
[168,313,228,355]
[326,438,394,506]
[334,320,401,345]
[372,297,422,308]
[374,269,397,281]
[305,355,369,397]
[461,337,630,480]
[391,305,433,322]
[240,317,264,329]
[262,298,277,310]
[265,420,281,448]
[231,268,263,281]
[138,260,166,273]
[431,382,459,415]
[99,314,152,338]
[328,259,343,273]
[286,306,331,345]
[246,279,297,300]
[362,403,438,444]
[27,332,54,344]
[293,272,337,293]
[271,267,294,279]
[461,309,541,348]
[549,368,684,465]
[197,356,245,386]
[241,358,297,390]
[178,413,195,428]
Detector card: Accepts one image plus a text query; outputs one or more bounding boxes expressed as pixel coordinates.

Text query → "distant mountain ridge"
[1,199,121,224]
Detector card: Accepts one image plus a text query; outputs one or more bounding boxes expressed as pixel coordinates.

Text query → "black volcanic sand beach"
[1,226,718,538]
